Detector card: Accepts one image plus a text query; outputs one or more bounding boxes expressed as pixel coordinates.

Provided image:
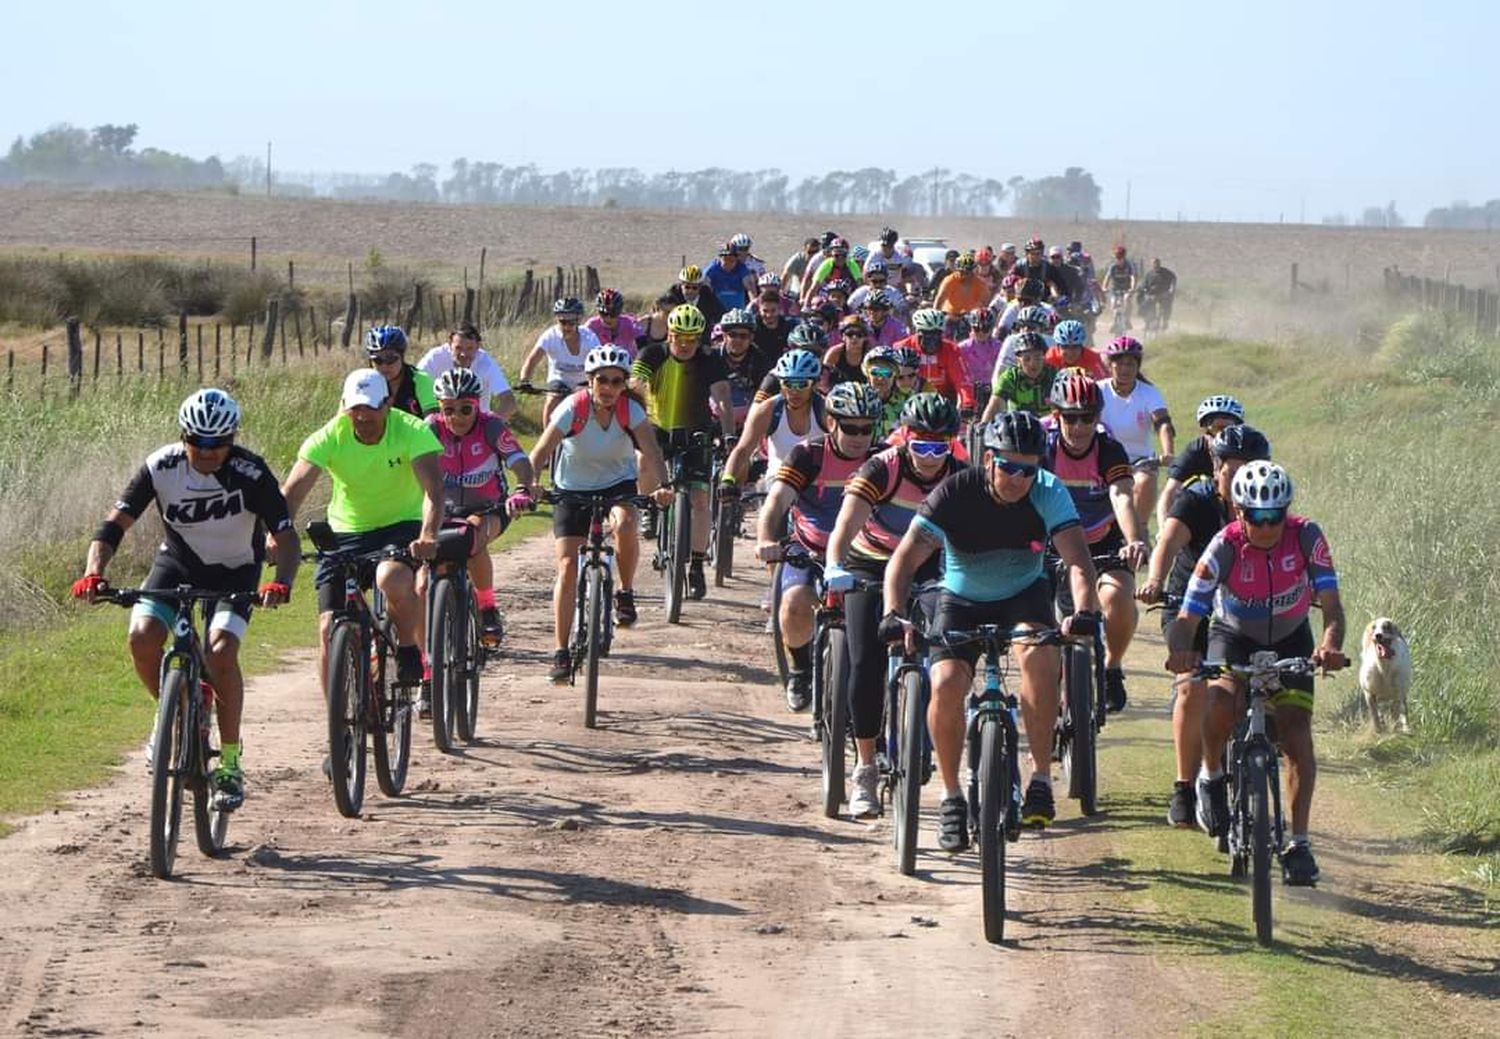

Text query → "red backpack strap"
[562,388,594,438]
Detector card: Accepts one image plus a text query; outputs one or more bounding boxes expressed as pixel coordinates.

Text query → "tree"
[1011,167,1102,220]
[90,123,139,155]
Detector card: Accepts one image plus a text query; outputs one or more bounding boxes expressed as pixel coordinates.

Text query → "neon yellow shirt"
[298,410,441,532]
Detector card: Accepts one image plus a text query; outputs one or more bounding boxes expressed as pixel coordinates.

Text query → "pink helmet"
[1105,335,1144,359]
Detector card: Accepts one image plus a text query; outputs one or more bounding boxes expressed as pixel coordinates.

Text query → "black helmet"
[1211,423,1271,463]
[983,411,1047,455]
[899,392,960,436]
[880,226,899,245]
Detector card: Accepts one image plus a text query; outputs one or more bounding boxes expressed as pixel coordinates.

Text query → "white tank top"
[764,396,820,476]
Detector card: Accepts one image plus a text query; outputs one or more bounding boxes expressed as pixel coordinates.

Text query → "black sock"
[789,642,812,672]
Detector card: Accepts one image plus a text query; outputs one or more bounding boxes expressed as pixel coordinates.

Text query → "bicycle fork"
[966,663,1022,843]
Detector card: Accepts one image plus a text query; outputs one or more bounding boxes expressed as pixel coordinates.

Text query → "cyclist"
[895,308,976,417]
[862,288,908,346]
[996,282,1057,337]
[755,382,882,712]
[712,307,774,433]
[366,325,437,419]
[862,345,910,440]
[823,314,873,388]
[824,394,966,818]
[630,303,736,600]
[781,237,822,297]
[1047,244,1085,307]
[1010,237,1071,301]
[821,278,856,317]
[1102,245,1138,329]
[281,369,444,711]
[667,265,725,328]
[724,348,826,488]
[1164,462,1348,886]
[1139,258,1178,330]
[516,297,603,426]
[933,251,991,326]
[866,226,904,270]
[755,323,827,403]
[879,411,1102,844]
[528,346,674,681]
[751,280,798,354]
[1097,336,1175,523]
[1157,395,1245,527]
[846,256,891,311]
[426,367,537,644]
[1138,425,1271,828]
[983,331,1058,420]
[72,389,299,812]
[704,241,756,311]
[1043,370,1151,713]
[802,299,844,342]
[956,306,1002,412]
[801,237,863,306]
[730,232,766,277]
[1045,319,1108,380]
[585,288,642,357]
[415,321,518,420]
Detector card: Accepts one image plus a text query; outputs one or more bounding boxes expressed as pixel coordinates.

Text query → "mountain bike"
[304,521,420,817]
[1184,654,1327,947]
[1049,554,1114,817]
[653,429,714,623]
[932,623,1064,945]
[425,501,510,751]
[882,586,940,876]
[101,587,257,879]
[544,488,651,727]
[1108,289,1131,335]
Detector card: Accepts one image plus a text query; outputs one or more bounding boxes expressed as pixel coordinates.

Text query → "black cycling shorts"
[656,428,714,484]
[1161,599,1209,655]
[1206,620,1316,710]
[552,479,638,539]
[928,579,1054,669]
[314,520,423,613]
[137,552,259,636]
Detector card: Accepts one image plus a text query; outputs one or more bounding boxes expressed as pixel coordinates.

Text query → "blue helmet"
[364,325,409,357]
[1053,319,1087,347]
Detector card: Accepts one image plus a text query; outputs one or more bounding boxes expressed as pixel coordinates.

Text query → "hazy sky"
[5,0,1495,223]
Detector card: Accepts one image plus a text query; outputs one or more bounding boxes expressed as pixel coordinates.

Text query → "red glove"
[258,581,291,607]
[72,574,107,600]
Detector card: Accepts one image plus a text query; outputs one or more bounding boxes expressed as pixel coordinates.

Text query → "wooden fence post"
[42,342,49,384]
[229,325,237,373]
[214,324,222,378]
[5,350,12,394]
[463,287,476,325]
[92,329,101,383]
[115,333,123,378]
[260,299,279,359]
[157,335,165,383]
[177,312,189,374]
[1289,263,1298,301]
[342,292,357,348]
[293,308,305,358]
[405,283,424,333]
[137,331,144,373]
[196,324,204,378]
[250,236,257,271]
[280,311,288,363]
[288,259,295,289]
[66,317,83,398]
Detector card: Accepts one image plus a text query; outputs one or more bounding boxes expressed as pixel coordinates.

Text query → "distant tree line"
[1321,202,1405,228]
[1423,199,1500,230]
[0,123,226,189]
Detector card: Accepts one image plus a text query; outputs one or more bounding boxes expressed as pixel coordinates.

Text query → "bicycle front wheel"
[894,668,925,876]
[819,626,849,819]
[583,563,606,728]
[149,670,190,879]
[1063,646,1098,815]
[770,561,788,687]
[191,685,229,857]
[1248,751,1275,946]
[713,496,736,587]
[664,490,691,623]
[326,621,368,818]
[456,588,481,743]
[429,577,458,754]
[979,717,1008,944]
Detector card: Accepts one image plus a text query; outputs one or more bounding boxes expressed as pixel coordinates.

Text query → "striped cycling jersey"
[1042,427,1132,543]
[846,446,963,568]
[774,438,872,555]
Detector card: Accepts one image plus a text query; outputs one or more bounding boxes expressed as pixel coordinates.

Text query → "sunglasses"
[440,403,477,417]
[867,366,896,379]
[780,378,814,391]
[725,329,752,338]
[1059,413,1097,426]
[184,434,232,449]
[371,353,403,366]
[908,439,951,458]
[1243,507,1287,527]
[836,421,876,436]
[895,371,918,380]
[593,375,627,387]
[843,329,868,338]
[992,457,1039,477]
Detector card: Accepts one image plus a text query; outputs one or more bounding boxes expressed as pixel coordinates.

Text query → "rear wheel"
[894,668,925,876]
[373,638,412,796]
[149,670,189,879]
[819,626,849,819]
[326,622,367,818]
[1249,752,1274,946]
[191,688,228,857]
[583,564,605,728]
[979,718,1008,944]
[664,491,691,624]
[429,578,458,753]
[1063,646,1098,815]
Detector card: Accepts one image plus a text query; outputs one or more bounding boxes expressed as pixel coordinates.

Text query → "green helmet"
[899,392,960,436]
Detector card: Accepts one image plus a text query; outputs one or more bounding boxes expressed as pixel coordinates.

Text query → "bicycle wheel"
[373,636,412,796]
[714,496,735,587]
[326,621,368,818]
[149,670,190,879]
[455,587,481,742]
[1248,751,1275,946]
[819,627,849,819]
[191,686,229,857]
[770,561,788,686]
[428,577,458,754]
[583,563,606,728]
[979,717,1008,945]
[665,489,691,624]
[1063,646,1098,815]
[895,668,925,876]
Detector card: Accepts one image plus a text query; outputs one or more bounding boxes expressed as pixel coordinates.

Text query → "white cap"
[1000,242,1017,253]
[341,368,389,409]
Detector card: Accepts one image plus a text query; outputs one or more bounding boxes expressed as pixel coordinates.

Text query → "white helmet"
[1196,394,1245,425]
[584,345,633,375]
[730,232,752,251]
[178,388,240,438]
[1230,461,1294,509]
[825,381,882,420]
[912,308,946,334]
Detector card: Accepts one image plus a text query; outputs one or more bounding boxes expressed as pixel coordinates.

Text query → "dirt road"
[6,528,1489,1037]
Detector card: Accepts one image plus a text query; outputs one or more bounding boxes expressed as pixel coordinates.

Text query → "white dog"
[1359,618,1411,734]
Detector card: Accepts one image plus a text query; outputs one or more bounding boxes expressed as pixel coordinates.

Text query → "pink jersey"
[957,336,1002,388]
[583,314,641,357]
[427,412,526,508]
[1182,515,1339,642]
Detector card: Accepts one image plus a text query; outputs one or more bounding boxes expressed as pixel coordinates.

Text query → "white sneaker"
[143,722,160,773]
[850,764,882,819]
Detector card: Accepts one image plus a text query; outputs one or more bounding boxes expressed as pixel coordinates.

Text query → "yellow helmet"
[668,304,706,336]
[678,265,702,284]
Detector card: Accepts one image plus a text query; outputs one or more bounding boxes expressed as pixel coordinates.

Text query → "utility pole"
[266,141,272,197]
[1125,180,1131,221]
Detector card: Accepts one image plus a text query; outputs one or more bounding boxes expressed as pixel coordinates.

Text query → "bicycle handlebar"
[540,489,652,511]
[99,586,258,608]
[931,624,1064,650]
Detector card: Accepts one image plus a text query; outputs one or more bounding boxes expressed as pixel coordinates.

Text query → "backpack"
[562,388,638,444]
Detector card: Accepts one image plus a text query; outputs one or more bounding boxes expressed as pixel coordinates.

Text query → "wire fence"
[1383,266,1500,335]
